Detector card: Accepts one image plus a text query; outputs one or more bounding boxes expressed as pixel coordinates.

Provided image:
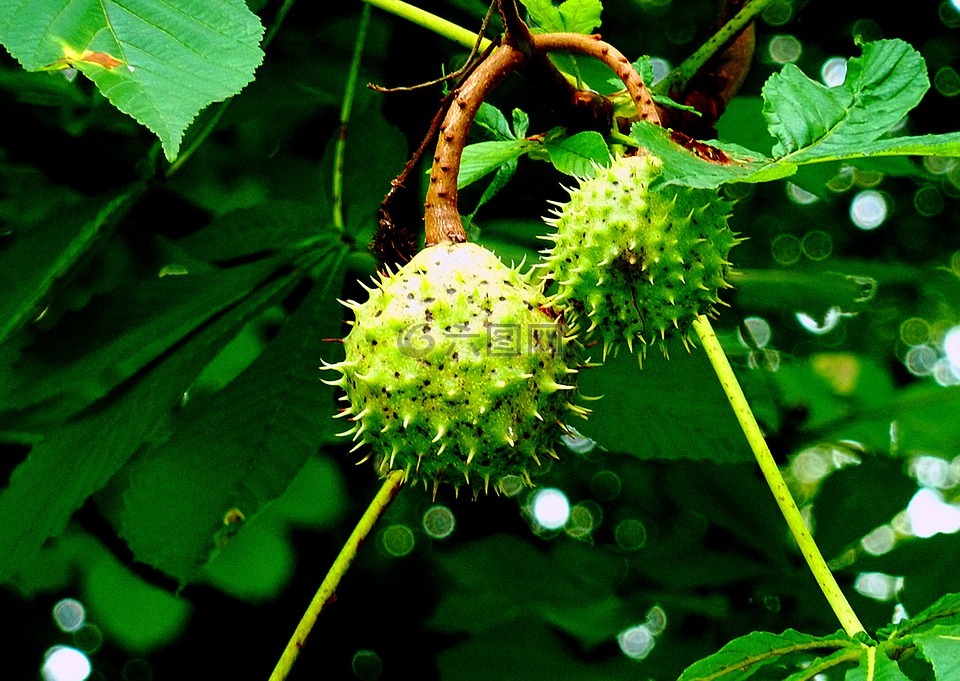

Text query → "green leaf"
[678,629,857,680]
[763,39,928,161]
[557,0,603,34]
[0,264,300,586]
[0,0,265,160]
[469,157,519,220]
[577,341,752,463]
[518,0,564,32]
[0,185,141,347]
[512,108,530,139]
[543,130,611,177]
[0,257,288,419]
[475,102,515,141]
[844,648,910,681]
[889,593,960,637]
[459,139,531,188]
[913,625,960,679]
[116,251,347,582]
[171,201,330,263]
[629,120,795,189]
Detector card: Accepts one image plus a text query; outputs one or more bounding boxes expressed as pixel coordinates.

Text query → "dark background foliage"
[2,0,960,679]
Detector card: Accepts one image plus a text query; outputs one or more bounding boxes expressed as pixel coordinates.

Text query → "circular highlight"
[53,598,85,633]
[532,488,570,530]
[42,646,91,681]
[422,505,456,539]
[381,524,415,557]
[850,190,888,230]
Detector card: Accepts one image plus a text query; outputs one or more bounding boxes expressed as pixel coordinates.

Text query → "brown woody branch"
[424,31,660,246]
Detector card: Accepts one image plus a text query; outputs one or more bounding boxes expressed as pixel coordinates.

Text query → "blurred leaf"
[116,250,347,582]
[577,341,752,463]
[813,458,917,561]
[518,0,564,32]
[0,256,287,419]
[83,540,192,653]
[431,534,630,644]
[677,629,857,680]
[0,185,141,346]
[0,0,264,159]
[544,130,611,177]
[858,536,960,615]
[0,263,300,586]
[762,40,928,161]
[171,201,331,263]
[437,617,636,681]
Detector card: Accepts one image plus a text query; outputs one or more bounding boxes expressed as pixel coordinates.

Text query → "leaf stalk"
[692,315,866,638]
[268,470,405,681]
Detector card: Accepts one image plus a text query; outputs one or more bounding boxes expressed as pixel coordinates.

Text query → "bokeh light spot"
[771,234,802,265]
[787,182,818,204]
[906,488,960,538]
[42,646,91,681]
[861,525,896,556]
[381,524,415,557]
[422,505,455,539]
[645,605,668,635]
[768,35,802,64]
[53,598,86,633]
[352,649,383,681]
[821,57,848,87]
[796,307,842,335]
[850,190,888,229]
[802,231,833,261]
[935,66,960,97]
[914,185,945,217]
[532,488,570,530]
[900,317,931,346]
[590,470,622,500]
[615,519,647,550]
[617,624,655,660]
[737,316,771,348]
[943,325,960,368]
[854,572,903,602]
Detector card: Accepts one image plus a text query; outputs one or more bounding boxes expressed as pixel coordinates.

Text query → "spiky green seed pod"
[325,242,587,496]
[538,154,740,359]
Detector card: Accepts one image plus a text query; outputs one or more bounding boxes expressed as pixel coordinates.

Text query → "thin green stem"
[333,4,372,231]
[654,0,774,96]
[166,0,299,177]
[362,0,492,52]
[692,315,866,638]
[268,470,405,681]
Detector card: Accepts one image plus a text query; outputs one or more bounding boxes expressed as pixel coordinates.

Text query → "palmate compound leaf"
[0,263,301,587]
[114,249,348,583]
[628,39,960,191]
[677,629,859,681]
[0,0,265,160]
